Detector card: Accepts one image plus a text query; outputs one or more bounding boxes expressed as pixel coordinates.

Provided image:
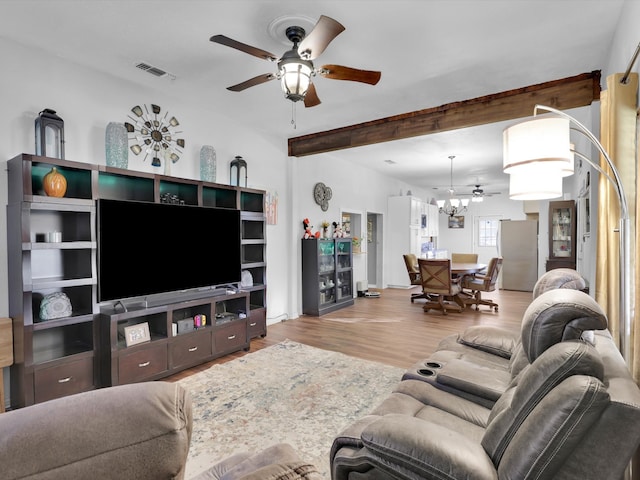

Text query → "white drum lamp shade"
[503,116,574,176]
[508,170,563,200]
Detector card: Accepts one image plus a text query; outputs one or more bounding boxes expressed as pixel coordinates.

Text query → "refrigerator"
[498,219,538,292]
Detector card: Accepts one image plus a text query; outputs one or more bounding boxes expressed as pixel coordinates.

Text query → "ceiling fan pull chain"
[291,102,297,129]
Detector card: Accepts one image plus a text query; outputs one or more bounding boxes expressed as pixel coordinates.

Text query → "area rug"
[179,339,405,479]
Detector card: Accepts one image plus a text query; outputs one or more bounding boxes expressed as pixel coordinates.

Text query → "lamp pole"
[533,104,632,363]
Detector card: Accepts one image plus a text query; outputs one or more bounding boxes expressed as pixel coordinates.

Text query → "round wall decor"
[313,182,332,211]
[124,104,185,167]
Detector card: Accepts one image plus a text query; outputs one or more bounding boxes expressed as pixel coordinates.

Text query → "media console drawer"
[118,344,168,384]
[171,330,212,369]
[214,321,248,354]
[34,356,95,404]
[247,309,266,339]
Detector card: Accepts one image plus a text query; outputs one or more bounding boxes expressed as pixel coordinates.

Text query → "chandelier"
[437,156,469,216]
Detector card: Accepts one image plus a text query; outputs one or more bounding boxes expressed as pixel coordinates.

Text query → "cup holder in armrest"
[401,359,443,383]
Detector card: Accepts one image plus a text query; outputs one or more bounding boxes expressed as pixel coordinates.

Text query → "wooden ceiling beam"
[287,70,601,157]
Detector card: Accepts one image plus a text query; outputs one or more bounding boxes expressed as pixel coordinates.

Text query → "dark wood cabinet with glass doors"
[301,238,354,315]
[546,200,577,271]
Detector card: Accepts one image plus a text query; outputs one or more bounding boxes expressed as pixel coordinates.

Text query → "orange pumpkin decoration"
[43,167,67,197]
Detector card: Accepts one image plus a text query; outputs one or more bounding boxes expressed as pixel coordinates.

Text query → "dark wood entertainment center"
[6,153,267,408]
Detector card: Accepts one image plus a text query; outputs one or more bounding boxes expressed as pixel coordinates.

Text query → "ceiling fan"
[209,15,381,107]
[459,184,502,201]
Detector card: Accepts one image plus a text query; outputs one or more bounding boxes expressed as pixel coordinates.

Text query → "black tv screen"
[97,199,241,303]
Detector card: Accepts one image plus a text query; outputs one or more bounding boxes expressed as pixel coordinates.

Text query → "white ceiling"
[2,0,624,197]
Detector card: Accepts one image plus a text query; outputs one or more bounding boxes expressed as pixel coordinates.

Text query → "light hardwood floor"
[166,286,532,381]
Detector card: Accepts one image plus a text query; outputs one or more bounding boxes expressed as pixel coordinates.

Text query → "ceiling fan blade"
[210,35,278,62]
[319,64,381,85]
[227,73,276,92]
[298,15,345,60]
[304,83,321,108]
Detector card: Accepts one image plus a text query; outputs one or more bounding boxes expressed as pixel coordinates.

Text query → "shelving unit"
[239,189,267,339]
[301,238,354,316]
[7,156,100,407]
[7,153,266,407]
[546,200,577,271]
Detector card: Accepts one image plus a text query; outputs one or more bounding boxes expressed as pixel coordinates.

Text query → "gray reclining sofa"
[331,271,640,480]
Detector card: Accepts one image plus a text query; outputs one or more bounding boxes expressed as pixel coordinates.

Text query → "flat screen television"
[97,198,241,303]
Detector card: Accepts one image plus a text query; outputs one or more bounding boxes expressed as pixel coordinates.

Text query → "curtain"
[596,72,638,382]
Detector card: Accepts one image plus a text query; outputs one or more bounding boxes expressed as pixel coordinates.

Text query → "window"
[478,218,499,247]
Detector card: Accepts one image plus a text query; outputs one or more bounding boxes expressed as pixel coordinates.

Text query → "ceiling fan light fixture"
[279,58,313,102]
[438,155,469,216]
[472,195,484,203]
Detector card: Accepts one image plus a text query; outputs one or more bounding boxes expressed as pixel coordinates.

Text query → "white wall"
[291,152,428,314]
[436,194,528,262]
[0,38,291,323]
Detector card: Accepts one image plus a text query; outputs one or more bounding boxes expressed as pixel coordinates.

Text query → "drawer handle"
[227,334,236,340]
[249,322,257,327]
[58,377,72,383]
[138,361,151,367]
[188,346,198,352]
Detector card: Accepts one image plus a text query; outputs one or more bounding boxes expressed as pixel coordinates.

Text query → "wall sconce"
[35,108,65,159]
[230,155,247,187]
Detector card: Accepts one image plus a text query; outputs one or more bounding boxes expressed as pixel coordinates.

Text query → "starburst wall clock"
[124,104,185,167]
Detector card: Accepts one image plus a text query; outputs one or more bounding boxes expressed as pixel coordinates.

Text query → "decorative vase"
[200,145,217,182]
[105,122,128,169]
[43,167,67,197]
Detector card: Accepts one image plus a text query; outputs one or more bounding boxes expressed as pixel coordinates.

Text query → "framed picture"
[123,322,151,347]
[448,215,465,229]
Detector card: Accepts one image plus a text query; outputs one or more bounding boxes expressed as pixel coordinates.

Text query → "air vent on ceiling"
[135,62,173,78]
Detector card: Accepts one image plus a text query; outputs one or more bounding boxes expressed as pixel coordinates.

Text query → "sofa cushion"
[497,375,608,479]
[482,341,604,464]
[192,443,322,480]
[0,382,192,480]
[457,325,519,359]
[520,289,607,362]
[532,268,586,299]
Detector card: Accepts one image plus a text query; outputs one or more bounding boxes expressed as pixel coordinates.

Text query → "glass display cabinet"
[302,238,354,315]
[547,200,577,271]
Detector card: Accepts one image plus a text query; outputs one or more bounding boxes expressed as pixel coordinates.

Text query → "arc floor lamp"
[503,104,631,363]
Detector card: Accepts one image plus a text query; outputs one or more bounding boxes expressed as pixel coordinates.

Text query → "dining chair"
[451,253,479,263]
[462,257,503,311]
[418,258,464,315]
[451,252,481,285]
[403,254,429,302]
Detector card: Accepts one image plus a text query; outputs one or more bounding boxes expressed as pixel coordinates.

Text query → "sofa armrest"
[457,325,520,358]
[0,382,192,480]
[360,414,497,480]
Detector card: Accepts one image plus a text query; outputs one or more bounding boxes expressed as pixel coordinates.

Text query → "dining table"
[451,262,487,276]
[450,263,487,307]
